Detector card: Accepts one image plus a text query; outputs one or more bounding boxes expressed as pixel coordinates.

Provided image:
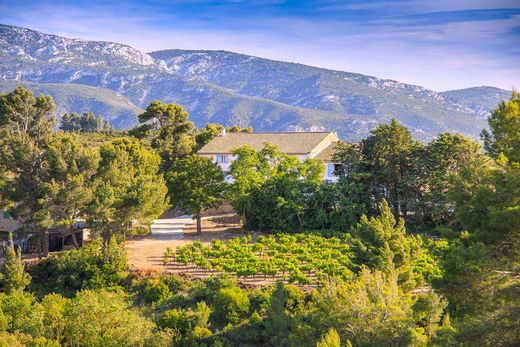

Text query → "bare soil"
[125,215,246,273]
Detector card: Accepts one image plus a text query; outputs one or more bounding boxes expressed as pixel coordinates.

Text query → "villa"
[198,130,343,182]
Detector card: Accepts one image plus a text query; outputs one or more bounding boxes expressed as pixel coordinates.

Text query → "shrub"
[28,239,128,297]
[159,308,189,332]
[212,286,250,325]
[63,289,154,347]
[143,278,171,303]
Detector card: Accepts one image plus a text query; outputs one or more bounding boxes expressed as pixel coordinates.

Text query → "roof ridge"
[225,131,332,134]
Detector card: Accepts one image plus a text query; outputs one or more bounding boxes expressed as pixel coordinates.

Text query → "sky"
[0,0,519,91]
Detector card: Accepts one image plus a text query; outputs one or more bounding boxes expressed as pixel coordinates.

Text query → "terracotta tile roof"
[198,132,334,154]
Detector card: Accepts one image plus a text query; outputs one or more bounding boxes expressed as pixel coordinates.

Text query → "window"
[326,163,335,176]
[326,163,344,177]
[216,155,229,163]
[334,163,344,176]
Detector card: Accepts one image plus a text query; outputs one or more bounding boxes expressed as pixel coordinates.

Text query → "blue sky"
[0,0,519,91]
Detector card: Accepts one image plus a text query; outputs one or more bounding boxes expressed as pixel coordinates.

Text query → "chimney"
[219,128,226,137]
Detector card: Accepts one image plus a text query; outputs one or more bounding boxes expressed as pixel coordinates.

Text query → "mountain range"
[0,24,512,141]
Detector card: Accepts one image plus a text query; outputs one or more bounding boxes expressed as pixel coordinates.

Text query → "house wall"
[202,153,340,182]
[324,162,339,183]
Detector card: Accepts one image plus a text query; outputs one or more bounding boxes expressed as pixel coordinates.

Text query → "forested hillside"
[0,86,518,346]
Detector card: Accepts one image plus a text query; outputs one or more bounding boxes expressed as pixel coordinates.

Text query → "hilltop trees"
[0,87,168,251]
[330,121,483,231]
[414,133,482,228]
[135,101,195,170]
[437,92,520,345]
[167,155,226,234]
[481,90,520,162]
[87,138,168,241]
[60,112,113,132]
[361,118,420,220]
[0,86,56,256]
[43,132,100,248]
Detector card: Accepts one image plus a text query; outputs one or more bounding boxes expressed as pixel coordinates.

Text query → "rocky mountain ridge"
[0,24,511,140]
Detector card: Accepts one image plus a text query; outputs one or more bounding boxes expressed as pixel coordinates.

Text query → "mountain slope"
[0,24,510,141]
[0,78,143,129]
[150,50,512,139]
[440,87,511,120]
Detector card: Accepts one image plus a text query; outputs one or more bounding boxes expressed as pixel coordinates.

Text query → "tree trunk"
[69,227,80,248]
[37,234,42,259]
[41,231,49,257]
[102,228,111,249]
[242,206,247,227]
[196,214,202,235]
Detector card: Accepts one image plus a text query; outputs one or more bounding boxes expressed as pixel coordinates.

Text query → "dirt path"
[126,215,245,273]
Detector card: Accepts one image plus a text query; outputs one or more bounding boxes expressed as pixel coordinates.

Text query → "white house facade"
[198,131,343,182]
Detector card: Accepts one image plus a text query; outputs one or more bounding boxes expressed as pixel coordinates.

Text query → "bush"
[190,275,236,304]
[158,309,189,332]
[143,278,171,303]
[63,289,154,347]
[28,239,128,297]
[212,286,250,325]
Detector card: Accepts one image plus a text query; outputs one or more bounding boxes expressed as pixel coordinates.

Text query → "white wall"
[206,153,339,182]
[324,162,339,183]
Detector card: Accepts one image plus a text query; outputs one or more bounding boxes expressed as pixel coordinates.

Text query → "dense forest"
[0,86,518,346]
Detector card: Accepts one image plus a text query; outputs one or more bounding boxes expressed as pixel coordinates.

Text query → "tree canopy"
[167,155,226,234]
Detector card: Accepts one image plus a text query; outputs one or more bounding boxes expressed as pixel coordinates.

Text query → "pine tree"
[316,328,341,347]
[0,243,31,293]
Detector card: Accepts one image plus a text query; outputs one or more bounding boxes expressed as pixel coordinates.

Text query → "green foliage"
[331,120,484,232]
[40,293,69,342]
[229,143,325,231]
[411,133,483,228]
[43,132,99,248]
[159,308,189,332]
[143,277,172,304]
[167,155,226,233]
[28,239,128,297]
[0,86,56,255]
[136,101,194,169]
[436,92,520,345]
[316,328,341,347]
[163,233,354,286]
[361,118,419,219]
[60,112,113,132]
[213,286,250,325]
[306,177,367,230]
[0,291,44,337]
[0,244,31,293]
[263,282,304,346]
[307,268,417,347]
[87,137,168,240]
[482,90,520,162]
[63,289,155,347]
[351,200,424,289]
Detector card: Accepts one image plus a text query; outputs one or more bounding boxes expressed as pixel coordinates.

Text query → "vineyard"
[162,233,354,286]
